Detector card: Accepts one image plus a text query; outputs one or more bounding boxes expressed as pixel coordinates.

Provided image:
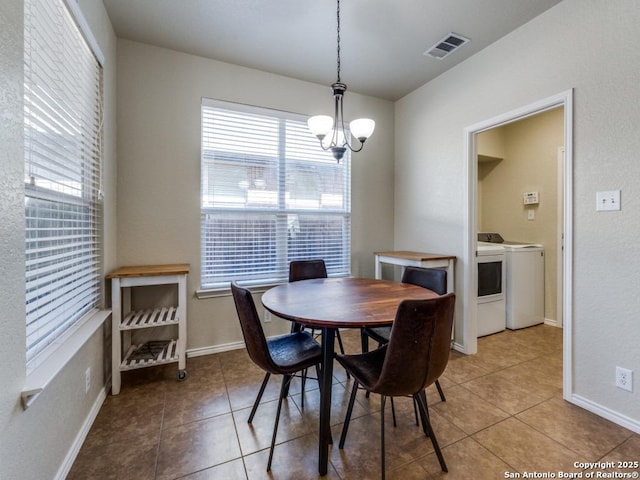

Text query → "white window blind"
[201,99,351,288]
[24,0,103,367]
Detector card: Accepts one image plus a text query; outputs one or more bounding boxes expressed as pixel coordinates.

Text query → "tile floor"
[69,325,639,479]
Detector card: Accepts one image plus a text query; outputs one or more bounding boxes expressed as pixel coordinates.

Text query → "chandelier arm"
[317,142,332,152]
[347,140,365,153]
[338,92,353,151]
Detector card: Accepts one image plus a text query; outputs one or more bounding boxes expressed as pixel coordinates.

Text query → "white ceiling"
[102,0,563,101]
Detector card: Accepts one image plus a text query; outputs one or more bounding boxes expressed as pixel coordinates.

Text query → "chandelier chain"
[336,0,341,83]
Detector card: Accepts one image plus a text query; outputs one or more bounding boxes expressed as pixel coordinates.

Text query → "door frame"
[462,89,573,400]
[556,146,565,328]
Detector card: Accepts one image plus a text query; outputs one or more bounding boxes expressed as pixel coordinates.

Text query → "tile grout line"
[153,386,167,480]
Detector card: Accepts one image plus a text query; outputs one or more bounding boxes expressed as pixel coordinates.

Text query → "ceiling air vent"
[424,33,469,59]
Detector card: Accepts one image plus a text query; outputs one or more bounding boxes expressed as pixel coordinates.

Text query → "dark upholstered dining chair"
[337,293,456,479]
[361,266,448,403]
[230,282,322,471]
[288,258,328,283]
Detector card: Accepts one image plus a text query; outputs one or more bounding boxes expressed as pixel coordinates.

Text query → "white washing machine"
[476,243,506,337]
[502,242,545,329]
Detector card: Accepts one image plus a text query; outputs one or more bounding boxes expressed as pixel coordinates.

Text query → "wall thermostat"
[523,191,539,205]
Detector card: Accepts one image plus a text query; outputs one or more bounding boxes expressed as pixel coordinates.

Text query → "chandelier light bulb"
[349,118,375,142]
[308,115,334,139]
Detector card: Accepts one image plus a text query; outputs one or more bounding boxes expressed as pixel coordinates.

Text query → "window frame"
[23,0,104,372]
[200,98,352,291]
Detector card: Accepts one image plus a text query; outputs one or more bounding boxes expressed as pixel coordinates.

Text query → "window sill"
[22,309,111,409]
[196,282,285,299]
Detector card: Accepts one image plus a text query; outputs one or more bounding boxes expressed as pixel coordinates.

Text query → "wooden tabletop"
[106,263,190,279]
[374,251,456,261]
[261,277,437,329]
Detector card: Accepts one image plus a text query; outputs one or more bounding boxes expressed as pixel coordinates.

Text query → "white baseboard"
[187,340,246,358]
[544,317,560,327]
[570,394,640,434]
[55,386,107,480]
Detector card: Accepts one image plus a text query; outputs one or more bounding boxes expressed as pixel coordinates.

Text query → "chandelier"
[307,0,375,162]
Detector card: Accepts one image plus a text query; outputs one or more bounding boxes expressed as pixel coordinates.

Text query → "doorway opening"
[462,90,573,400]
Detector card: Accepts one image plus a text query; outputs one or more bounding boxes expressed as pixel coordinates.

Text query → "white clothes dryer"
[502,243,545,329]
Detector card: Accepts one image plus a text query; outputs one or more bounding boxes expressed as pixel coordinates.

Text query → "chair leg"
[248,372,271,423]
[412,390,430,430]
[414,393,447,472]
[335,330,349,379]
[299,360,323,410]
[390,397,397,427]
[338,380,359,449]
[300,369,307,409]
[435,379,446,402]
[315,364,322,394]
[380,395,387,480]
[336,329,346,354]
[267,374,292,471]
[418,390,430,436]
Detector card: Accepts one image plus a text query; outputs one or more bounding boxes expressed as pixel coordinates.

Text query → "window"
[200,99,351,289]
[24,0,103,368]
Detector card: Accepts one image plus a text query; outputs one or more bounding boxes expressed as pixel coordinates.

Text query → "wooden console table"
[374,251,456,293]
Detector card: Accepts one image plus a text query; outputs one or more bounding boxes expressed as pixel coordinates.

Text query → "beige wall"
[0,1,118,479]
[115,40,395,350]
[395,0,640,427]
[478,107,564,321]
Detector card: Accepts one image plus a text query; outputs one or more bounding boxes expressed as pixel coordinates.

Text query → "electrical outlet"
[263,310,272,323]
[615,366,632,392]
[85,367,91,394]
[596,190,621,211]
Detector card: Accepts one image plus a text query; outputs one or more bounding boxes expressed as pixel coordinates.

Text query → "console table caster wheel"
[178,370,188,381]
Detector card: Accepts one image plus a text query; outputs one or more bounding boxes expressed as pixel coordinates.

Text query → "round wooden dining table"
[261,277,438,475]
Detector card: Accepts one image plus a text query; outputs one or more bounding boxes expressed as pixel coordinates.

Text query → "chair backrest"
[230,282,279,374]
[401,266,447,295]
[289,259,328,282]
[372,293,455,397]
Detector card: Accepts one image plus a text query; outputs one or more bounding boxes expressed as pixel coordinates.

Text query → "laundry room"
[476,106,564,335]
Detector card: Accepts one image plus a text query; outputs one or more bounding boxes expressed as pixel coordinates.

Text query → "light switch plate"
[596,190,621,211]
